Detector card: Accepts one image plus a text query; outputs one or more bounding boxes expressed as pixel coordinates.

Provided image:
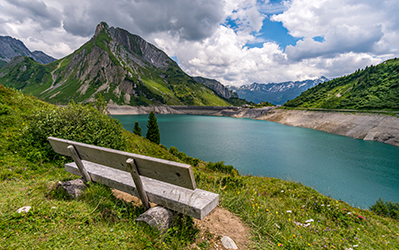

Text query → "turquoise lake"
[112,114,399,209]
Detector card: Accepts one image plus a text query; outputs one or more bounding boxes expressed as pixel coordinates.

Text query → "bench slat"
[65,161,218,220]
[48,137,196,190]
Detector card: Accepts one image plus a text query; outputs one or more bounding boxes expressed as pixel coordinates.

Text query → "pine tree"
[146,111,160,144]
[133,121,142,136]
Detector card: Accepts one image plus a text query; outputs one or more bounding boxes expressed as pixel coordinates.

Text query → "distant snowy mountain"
[228,77,329,105]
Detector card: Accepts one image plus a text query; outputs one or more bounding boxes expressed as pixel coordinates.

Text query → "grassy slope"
[1,84,398,249]
[0,57,54,96]
[285,58,399,110]
[0,60,7,68]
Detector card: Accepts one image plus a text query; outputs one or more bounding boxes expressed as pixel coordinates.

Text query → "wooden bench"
[48,137,218,220]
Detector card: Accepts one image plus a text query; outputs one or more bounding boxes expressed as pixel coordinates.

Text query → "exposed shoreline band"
[107,104,399,147]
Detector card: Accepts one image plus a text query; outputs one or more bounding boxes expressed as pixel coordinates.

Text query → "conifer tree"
[133,121,142,136]
[146,111,160,144]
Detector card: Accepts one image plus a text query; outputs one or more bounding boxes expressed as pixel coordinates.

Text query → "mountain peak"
[0,23,232,107]
[95,22,109,36]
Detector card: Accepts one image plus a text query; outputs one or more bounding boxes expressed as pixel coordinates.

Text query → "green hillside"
[1,84,399,249]
[0,60,6,68]
[285,58,399,110]
[0,22,231,107]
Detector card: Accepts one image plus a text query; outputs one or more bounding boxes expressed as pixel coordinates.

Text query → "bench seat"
[66,161,218,220]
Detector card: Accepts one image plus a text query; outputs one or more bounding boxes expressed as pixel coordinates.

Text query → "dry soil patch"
[112,189,251,249]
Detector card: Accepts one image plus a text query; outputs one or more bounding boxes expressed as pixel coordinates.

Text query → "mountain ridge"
[228,77,328,105]
[0,36,56,65]
[0,22,233,106]
[192,76,238,99]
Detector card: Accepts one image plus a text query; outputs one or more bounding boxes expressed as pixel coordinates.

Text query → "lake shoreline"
[108,104,399,147]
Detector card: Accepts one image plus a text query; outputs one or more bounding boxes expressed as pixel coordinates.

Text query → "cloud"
[227,0,265,33]
[258,1,287,14]
[5,0,61,29]
[62,0,224,41]
[272,0,399,61]
[284,25,384,61]
[161,25,323,86]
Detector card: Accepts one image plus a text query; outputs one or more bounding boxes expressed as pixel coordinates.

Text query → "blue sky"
[242,16,300,51]
[0,0,398,86]
[237,0,301,51]
[223,0,299,51]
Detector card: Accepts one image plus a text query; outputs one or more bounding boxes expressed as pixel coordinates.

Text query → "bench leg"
[67,145,92,183]
[126,158,151,210]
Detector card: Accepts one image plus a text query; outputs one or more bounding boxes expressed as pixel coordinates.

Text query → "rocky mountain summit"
[228,77,328,105]
[0,22,233,106]
[0,36,56,65]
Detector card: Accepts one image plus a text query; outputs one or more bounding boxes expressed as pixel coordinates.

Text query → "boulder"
[57,178,87,198]
[135,206,174,233]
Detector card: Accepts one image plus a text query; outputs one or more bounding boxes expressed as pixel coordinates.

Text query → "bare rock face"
[56,178,87,199]
[96,22,174,70]
[31,51,56,64]
[193,76,238,99]
[0,36,56,64]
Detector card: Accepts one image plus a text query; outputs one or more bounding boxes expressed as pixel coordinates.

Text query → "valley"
[1,2,399,249]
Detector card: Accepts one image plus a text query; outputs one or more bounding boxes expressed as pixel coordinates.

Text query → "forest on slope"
[285,58,399,110]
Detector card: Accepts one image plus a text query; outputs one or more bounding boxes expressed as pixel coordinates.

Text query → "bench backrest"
[48,137,196,190]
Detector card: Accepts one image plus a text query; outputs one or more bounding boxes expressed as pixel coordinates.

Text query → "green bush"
[0,103,9,115]
[177,151,187,161]
[168,146,200,166]
[169,146,179,156]
[206,161,239,175]
[370,198,399,220]
[17,101,126,163]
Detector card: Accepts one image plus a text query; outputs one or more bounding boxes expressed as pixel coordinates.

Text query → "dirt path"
[192,207,250,249]
[112,190,251,249]
[51,59,64,84]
